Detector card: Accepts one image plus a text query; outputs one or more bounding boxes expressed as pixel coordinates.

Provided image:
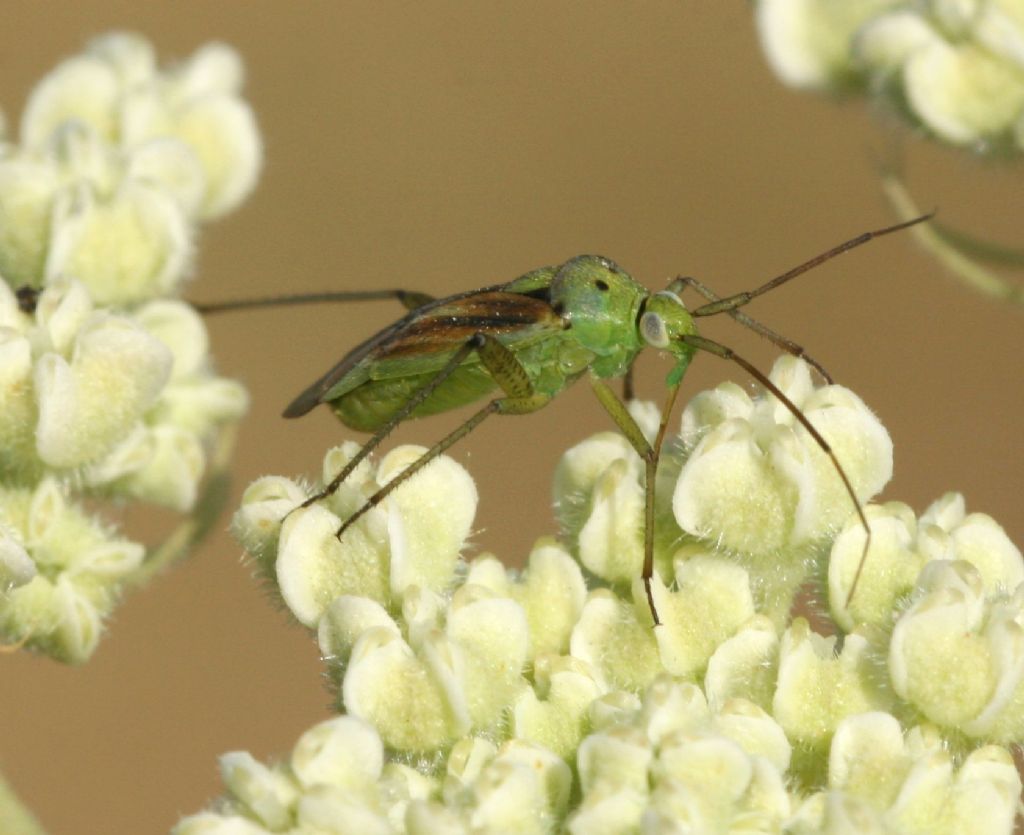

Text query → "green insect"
[199,215,928,625]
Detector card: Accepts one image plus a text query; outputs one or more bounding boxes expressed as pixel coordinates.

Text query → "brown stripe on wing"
[380,292,563,358]
[284,287,561,416]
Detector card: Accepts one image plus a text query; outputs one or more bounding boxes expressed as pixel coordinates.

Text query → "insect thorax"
[550,255,646,379]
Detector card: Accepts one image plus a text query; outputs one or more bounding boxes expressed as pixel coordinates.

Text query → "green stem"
[930,222,1024,268]
[881,176,1024,307]
[0,773,47,835]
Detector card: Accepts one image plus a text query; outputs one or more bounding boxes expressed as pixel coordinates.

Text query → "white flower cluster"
[187,356,1023,832]
[755,0,1024,151]
[1,31,262,303]
[0,277,245,509]
[176,688,1019,835]
[0,34,257,662]
[0,479,143,664]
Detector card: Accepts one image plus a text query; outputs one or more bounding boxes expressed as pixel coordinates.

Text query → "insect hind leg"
[193,288,435,316]
[332,334,549,539]
[288,336,483,523]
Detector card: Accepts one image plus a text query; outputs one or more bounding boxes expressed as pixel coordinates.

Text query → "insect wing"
[281,322,389,417]
[366,291,562,380]
[282,283,561,418]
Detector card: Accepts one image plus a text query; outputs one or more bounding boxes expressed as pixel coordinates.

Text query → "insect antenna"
[675,275,833,383]
[689,213,934,319]
[193,289,434,315]
[679,333,874,609]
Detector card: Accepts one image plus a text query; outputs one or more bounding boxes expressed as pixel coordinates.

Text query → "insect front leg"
[589,376,682,628]
[680,333,873,607]
[622,361,637,401]
[333,334,550,540]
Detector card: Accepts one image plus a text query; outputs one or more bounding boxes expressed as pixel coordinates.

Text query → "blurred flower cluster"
[0,33,259,663]
[755,0,1024,153]
[754,2,1024,310]
[184,356,1024,833]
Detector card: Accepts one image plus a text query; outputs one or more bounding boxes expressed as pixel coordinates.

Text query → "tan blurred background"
[1,3,1021,832]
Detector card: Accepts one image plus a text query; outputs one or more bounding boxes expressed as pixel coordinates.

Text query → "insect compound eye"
[640,311,670,348]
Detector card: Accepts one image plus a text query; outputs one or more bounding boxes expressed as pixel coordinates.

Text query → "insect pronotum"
[198,214,931,625]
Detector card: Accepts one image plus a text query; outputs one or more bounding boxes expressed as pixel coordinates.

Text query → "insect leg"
[335,400,500,539]
[622,362,637,401]
[334,334,550,539]
[689,214,932,318]
[396,291,436,311]
[193,289,434,316]
[680,334,872,608]
[678,275,833,383]
[295,337,483,514]
[590,377,683,627]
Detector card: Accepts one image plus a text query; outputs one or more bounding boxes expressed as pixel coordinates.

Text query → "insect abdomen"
[330,364,498,432]
[330,333,594,432]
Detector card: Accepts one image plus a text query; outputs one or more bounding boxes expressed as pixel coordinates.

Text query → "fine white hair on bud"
[829,493,1023,631]
[195,352,1023,833]
[0,278,245,512]
[0,479,143,663]
[2,32,262,306]
[889,560,1024,743]
[0,277,172,478]
[261,443,478,629]
[0,33,257,664]
[21,32,261,222]
[671,355,892,614]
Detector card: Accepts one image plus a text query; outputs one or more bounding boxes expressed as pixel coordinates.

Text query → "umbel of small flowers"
[754,0,1024,153]
[0,33,261,663]
[753,2,1024,309]
[182,356,1024,834]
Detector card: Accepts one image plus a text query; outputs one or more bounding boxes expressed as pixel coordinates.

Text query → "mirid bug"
[198,215,930,625]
